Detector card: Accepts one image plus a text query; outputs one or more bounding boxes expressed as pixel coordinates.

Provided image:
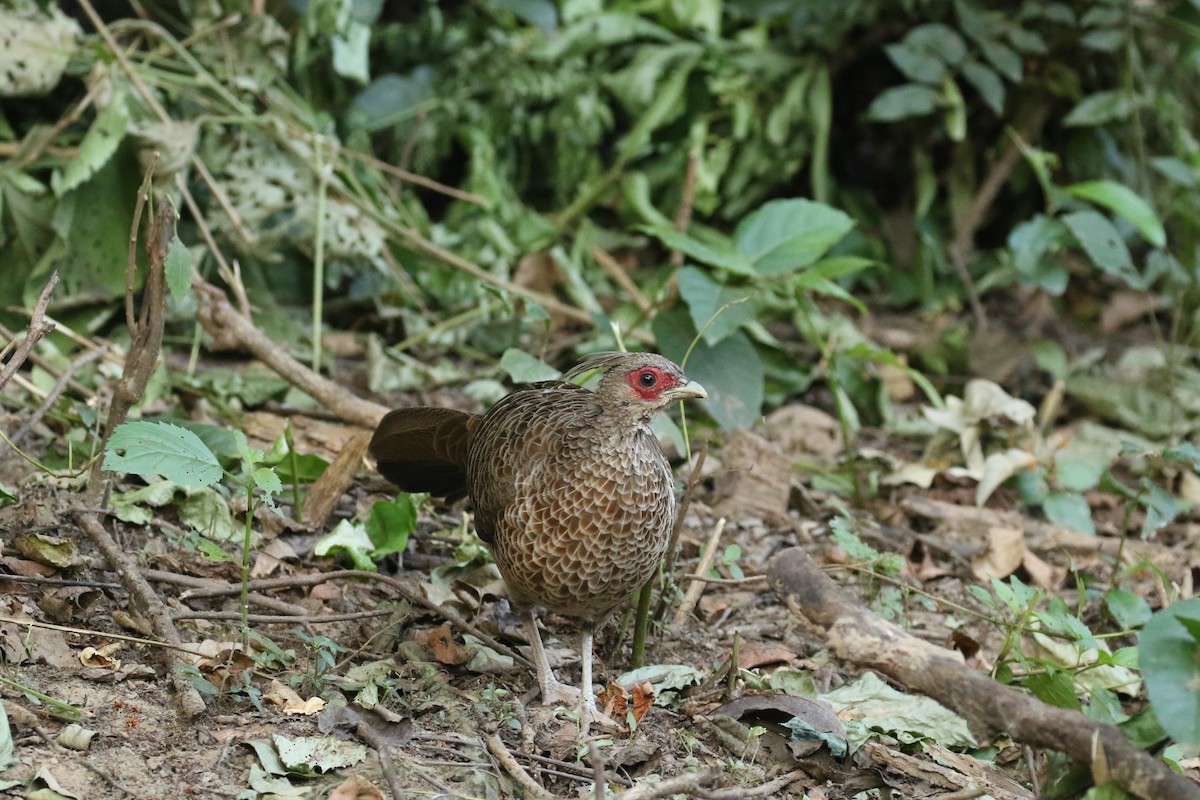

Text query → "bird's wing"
[369,407,476,502]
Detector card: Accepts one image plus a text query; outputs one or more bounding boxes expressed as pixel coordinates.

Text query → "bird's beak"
[668,379,708,400]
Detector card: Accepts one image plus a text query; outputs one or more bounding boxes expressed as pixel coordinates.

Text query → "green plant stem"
[630,577,654,668]
[241,482,254,645]
[0,675,84,720]
[311,136,328,374]
[285,423,302,522]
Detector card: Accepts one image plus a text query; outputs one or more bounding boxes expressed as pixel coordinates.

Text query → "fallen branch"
[767,547,1199,800]
[195,280,389,429]
[73,511,206,717]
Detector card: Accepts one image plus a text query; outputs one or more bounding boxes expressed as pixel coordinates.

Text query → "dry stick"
[11,346,105,446]
[72,513,207,717]
[144,568,310,616]
[85,197,171,506]
[766,547,1199,800]
[654,447,707,623]
[485,734,554,800]
[352,719,407,800]
[176,568,532,669]
[591,247,654,315]
[672,517,727,627]
[589,741,608,800]
[0,271,59,393]
[171,609,393,624]
[668,149,699,270]
[194,280,390,429]
[947,103,1053,330]
[610,768,721,800]
[0,615,213,659]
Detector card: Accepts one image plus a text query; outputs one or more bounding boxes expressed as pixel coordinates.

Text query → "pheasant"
[369,352,706,724]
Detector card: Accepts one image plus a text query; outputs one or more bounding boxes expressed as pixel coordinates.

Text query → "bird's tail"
[368,407,475,502]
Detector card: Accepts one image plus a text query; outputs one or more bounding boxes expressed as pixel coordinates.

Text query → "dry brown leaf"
[79,643,121,670]
[411,623,469,666]
[737,641,798,670]
[971,526,1025,580]
[328,775,385,800]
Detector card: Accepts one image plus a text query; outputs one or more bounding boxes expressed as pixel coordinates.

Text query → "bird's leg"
[523,611,581,708]
[579,623,598,718]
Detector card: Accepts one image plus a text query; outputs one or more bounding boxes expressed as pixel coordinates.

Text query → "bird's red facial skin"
[625,367,677,401]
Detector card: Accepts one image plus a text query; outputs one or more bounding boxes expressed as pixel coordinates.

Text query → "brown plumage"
[369,352,706,724]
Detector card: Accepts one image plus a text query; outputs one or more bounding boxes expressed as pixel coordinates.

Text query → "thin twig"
[171,609,394,624]
[591,247,654,315]
[11,346,105,446]
[178,568,531,669]
[672,518,727,627]
[0,271,59,393]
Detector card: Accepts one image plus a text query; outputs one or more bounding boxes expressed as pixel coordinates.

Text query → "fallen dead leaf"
[264,679,327,716]
[328,774,385,800]
[971,526,1024,580]
[737,641,798,670]
[79,643,121,670]
[411,623,469,666]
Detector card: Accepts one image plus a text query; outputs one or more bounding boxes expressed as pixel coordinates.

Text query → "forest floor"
[1,303,1198,800]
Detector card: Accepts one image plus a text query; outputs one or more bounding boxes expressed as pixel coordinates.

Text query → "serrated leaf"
[865,84,940,122]
[253,467,282,497]
[54,94,128,197]
[1064,180,1165,248]
[734,198,854,275]
[234,430,264,467]
[164,237,192,302]
[103,421,222,488]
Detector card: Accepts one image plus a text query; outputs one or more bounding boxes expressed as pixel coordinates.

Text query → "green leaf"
[734,198,854,275]
[676,267,757,345]
[885,43,946,85]
[164,237,192,303]
[314,519,376,571]
[1026,671,1082,710]
[53,94,129,197]
[1163,443,1200,471]
[1064,181,1165,248]
[253,467,282,497]
[865,84,940,122]
[1061,211,1135,282]
[366,495,418,558]
[653,310,763,431]
[1105,588,1152,630]
[960,60,1005,114]
[1139,478,1179,539]
[1139,598,1200,748]
[234,430,265,467]
[638,224,755,275]
[0,482,15,509]
[980,39,1022,81]
[1042,491,1095,535]
[499,349,561,384]
[1063,90,1131,127]
[103,421,222,488]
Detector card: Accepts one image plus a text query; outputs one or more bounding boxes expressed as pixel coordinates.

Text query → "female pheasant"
[369,352,706,724]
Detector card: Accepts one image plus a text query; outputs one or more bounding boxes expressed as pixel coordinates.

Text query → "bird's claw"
[539,681,623,732]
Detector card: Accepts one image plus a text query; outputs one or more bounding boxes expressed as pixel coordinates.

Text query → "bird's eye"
[638,370,657,388]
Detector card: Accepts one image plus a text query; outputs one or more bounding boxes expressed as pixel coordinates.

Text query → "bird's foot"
[538,680,622,732]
